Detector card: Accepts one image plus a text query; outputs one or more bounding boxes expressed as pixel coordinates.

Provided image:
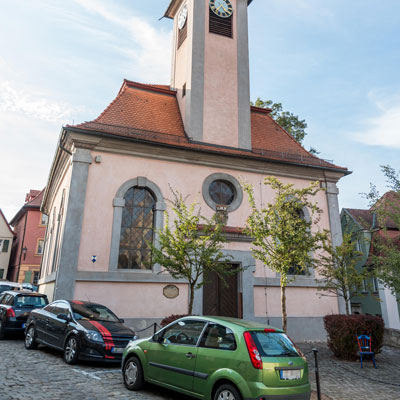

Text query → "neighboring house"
[38,0,349,341]
[8,190,48,285]
[341,196,400,330]
[0,209,14,280]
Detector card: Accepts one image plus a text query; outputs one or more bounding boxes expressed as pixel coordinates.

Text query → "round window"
[209,180,235,206]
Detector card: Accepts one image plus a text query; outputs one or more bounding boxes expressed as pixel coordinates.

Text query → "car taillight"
[243,331,263,370]
[264,328,276,333]
[6,308,16,318]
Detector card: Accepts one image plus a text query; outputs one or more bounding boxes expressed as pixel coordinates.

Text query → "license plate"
[280,369,301,380]
[111,347,124,354]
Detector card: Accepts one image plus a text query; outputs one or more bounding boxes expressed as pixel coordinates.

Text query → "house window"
[0,269,4,279]
[288,264,307,276]
[372,277,379,294]
[40,213,48,226]
[0,239,9,253]
[118,187,155,270]
[33,271,40,285]
[36,239,44,255]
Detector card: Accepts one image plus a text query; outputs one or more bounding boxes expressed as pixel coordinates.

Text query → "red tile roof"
[71,80,348,173]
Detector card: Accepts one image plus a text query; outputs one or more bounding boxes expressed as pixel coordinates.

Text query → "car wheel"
[0,320,6,340]
[214,384,242,400]
[123,356,144,391]
[25,325,38,349]
[64,335,79,365]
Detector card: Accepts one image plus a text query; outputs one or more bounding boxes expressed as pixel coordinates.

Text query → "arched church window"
[118,187,155,270]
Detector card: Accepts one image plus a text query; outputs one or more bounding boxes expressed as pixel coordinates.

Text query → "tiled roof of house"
[71,80,348,173]
[345,209,374,229]
[10,189,44,226]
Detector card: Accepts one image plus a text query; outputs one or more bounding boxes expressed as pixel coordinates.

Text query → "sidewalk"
[300,342,400,400]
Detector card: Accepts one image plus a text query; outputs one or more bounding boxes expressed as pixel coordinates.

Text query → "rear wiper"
[278,352,299,357]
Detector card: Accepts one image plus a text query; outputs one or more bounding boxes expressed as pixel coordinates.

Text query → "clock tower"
[165,0,252,150]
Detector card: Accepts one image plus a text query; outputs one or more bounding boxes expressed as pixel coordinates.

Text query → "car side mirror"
[119,318,125,323]
[57,314,70,322]
[152,333,162,343]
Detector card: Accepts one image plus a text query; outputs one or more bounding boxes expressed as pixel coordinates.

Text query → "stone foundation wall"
[384,328,400,348]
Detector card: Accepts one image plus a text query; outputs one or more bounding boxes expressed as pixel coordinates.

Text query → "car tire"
[123,356,144,391]
[63,335,80,365]
[24,325,38,349]
[214,383,243,400]
[0,320,5,340]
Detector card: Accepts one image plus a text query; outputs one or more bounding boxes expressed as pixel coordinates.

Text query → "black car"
[25,300,136,364]
[0,290,48,339]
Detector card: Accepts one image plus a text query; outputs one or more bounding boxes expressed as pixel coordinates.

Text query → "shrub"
[324,314,385,360]
[160,314,189,328]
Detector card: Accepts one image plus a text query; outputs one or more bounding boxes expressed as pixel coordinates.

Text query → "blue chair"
[356,334,377,369]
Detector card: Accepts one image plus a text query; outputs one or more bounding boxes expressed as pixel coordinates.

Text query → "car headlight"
[85,330,104,343]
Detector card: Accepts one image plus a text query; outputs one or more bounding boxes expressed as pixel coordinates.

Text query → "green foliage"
[149,189,233,314]
[365,165,400,296]
[252,98,308,144]
[317,233,374,314]
[324,314,384,360]
[243,177,328,331]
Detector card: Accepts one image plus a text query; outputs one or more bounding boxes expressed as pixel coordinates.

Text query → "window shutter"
[24,271,32,283]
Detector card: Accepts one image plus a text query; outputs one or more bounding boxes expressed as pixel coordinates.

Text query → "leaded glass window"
[209,180,235,206]
[118,187,155,270]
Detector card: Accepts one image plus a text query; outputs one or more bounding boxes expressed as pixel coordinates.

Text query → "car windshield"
[71,302,120,323]
[15,295,48,308]
[250,331,299,357]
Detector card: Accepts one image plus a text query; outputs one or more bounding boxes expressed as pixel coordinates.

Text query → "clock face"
[178,4,188,30]
[210,0,233,18]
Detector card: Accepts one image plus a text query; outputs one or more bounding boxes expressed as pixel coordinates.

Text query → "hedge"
[160,314,189,328]
[323,314,385,360]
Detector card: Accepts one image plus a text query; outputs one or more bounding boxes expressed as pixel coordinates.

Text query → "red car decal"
[89,321,116,359]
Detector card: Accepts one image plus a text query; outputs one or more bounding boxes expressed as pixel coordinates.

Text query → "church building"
[39,0,349,340]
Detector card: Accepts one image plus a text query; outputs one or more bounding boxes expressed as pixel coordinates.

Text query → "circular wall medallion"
[163,285,179,299]
[202,173,243,212]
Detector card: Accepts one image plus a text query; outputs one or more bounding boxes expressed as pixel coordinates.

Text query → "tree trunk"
[281,280,287,332]
[344,295,350,315]
[188,283,195,315]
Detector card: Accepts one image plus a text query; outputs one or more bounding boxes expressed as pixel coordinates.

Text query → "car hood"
[79,319,134,337]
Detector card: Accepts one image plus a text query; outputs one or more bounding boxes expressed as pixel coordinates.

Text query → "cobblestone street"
[1,337,399,400]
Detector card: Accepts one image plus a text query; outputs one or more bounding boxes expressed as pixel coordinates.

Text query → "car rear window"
[14,295,48,308]
[250,331,299,357]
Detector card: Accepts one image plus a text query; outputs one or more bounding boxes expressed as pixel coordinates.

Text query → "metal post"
[153,322,157,334]
[313,348,321,400]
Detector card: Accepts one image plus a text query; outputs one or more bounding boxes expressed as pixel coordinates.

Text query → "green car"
[122,316,311,400]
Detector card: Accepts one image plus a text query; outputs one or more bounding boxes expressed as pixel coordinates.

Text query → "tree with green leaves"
[251,98,319,155]
[365,165,400,296]
[149,189,233,315]
[316,233,374,315]
[243,177,329,332]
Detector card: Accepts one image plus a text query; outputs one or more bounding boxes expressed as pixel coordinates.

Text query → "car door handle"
[186,352,196,359]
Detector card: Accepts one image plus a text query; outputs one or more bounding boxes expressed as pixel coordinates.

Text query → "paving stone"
[1,337,399,399]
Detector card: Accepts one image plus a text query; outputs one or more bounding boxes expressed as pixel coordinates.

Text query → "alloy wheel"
[218,390,237,400]
[65,337,77,363]
[125,360,138,386]
[25,327,34,347]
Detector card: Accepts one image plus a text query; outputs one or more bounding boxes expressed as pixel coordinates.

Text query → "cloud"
[0,81,84,123]
[352,91,400,148]
[70,0,171,83]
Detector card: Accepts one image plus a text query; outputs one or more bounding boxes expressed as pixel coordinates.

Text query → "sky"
[1,0,399,222]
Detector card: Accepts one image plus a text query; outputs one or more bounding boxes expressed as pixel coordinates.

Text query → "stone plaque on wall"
[163,285,179,299]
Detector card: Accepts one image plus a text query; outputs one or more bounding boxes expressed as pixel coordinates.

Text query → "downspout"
[16,211,28,283]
